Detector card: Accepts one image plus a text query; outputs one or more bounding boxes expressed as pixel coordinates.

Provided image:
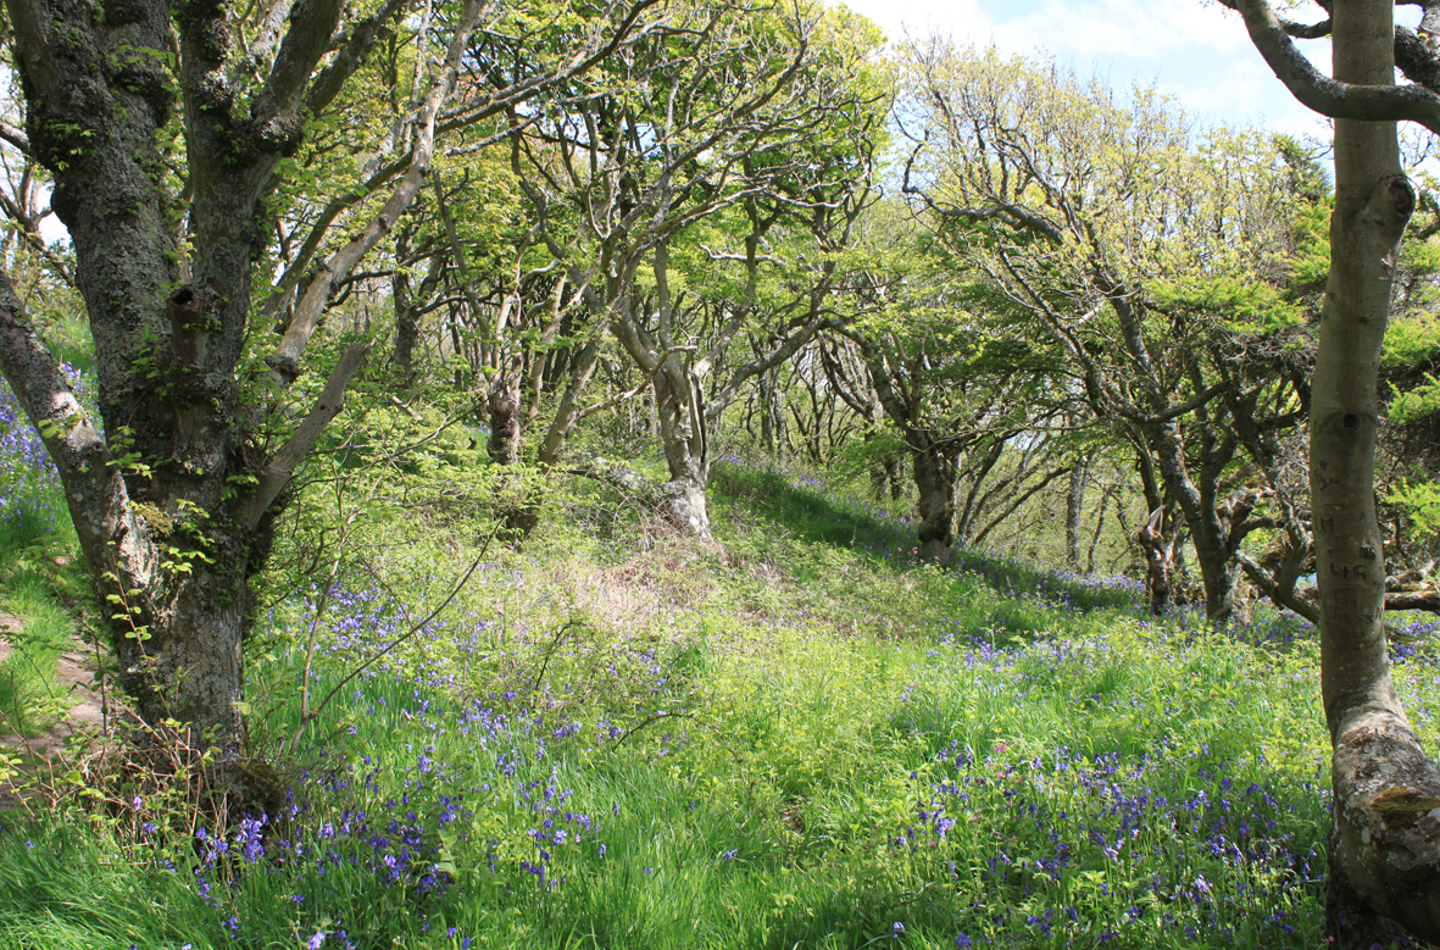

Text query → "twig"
[292,528,498,748]
[530,619,581,695]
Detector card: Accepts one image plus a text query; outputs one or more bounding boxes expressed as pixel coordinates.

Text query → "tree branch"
[240,340,371,530]
[1229,0,1440,133]
[268,0,485,383]
[575,345,694,422]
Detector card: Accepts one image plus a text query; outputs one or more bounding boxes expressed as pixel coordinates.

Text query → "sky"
[831,0,1416,143]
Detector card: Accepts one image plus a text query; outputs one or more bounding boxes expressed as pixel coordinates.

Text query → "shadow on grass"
[712,458,1145,615]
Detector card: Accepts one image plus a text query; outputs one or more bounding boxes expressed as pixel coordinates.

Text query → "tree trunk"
[1145,416,1241,621]
[487,379,523,466]
[392,229,419,379]
[485,375,538,538]
[538,339,602,467]
[0,0,486,794]
[911,433,956,566]
[1314,3,1440,945]
[655,361,711,538]
[1136,506,1177,616]
[1066,456,1090,570]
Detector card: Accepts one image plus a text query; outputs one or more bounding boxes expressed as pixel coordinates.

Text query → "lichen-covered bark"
[654,361,712,538]
[0,0,467,781]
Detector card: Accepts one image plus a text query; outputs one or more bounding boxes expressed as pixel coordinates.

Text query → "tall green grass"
[0,455,1394,949]
[0,378,87,737]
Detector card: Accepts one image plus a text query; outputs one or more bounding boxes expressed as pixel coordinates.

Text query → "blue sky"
[833,0,1408,143]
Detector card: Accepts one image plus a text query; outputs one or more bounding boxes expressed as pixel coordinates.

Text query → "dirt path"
[0,614,110,810]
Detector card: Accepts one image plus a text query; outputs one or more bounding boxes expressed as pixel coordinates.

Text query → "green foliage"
[1387,371,1440,426]
[1387,477,1440,538]
[0,448,1357,948]
[0,571,84,738]
[1384,314,1440,370]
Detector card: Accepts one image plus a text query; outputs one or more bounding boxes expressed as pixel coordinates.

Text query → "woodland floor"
[0,614,107,811]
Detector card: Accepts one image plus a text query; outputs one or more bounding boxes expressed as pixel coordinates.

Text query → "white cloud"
[831,0,1339,140]
[836,0,995,46]
[987,0,1249,60]
[1165,57,1329,138]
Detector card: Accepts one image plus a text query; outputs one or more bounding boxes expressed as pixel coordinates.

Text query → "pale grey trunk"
[655,362,711,538]
[1313,4,1440,946]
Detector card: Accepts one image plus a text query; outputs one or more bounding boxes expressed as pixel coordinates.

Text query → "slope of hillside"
[3,457,1437,949]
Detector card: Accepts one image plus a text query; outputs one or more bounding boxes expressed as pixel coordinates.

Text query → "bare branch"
[299,0,411,118]
[240,340,371,529]
[268,0,485,383]
[1229,0,1440,133]
[576,345,695,422]
[0,121,31,157]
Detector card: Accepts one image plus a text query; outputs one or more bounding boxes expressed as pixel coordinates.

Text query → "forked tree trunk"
[1136,506,1177,616]
[1144,416,1242,621]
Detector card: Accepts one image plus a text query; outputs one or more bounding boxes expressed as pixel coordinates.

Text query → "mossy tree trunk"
[0,0,647,790]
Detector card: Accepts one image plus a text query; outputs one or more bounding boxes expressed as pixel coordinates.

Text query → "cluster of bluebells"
[127,684,601,945]
[895,740,1327,946]
[0,372,84,538]
[1390,619,1440,666]
[277,573,698,729]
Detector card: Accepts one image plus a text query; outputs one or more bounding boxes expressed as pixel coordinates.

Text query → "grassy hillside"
[2,447,1437,949]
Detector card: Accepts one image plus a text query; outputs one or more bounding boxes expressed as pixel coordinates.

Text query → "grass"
[0,571,81,737]
[0,380,86,737]
[0,445,1421,949]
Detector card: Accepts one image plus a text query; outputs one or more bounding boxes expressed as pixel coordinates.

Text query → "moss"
[1370,786,1440,829]
[129,501,174,535]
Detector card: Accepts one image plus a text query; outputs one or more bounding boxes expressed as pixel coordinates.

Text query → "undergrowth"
[0,450,1421,949]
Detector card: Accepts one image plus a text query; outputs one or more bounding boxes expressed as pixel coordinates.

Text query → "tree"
[1225,0,1440,943]
[509,0,884,536]
[827,208,1078,566]
[899,43,1316,618]
[0,0,662,796]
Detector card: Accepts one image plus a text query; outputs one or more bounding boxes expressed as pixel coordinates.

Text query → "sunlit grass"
[0,454,1409,949]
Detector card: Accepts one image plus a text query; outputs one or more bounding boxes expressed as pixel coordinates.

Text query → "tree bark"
[1136,506,1177,616]
[911,431,957,566]
[1066,456,1089,570]
[0,0,484,788]
[1300,2,1440,944]
[654,360,711,538]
